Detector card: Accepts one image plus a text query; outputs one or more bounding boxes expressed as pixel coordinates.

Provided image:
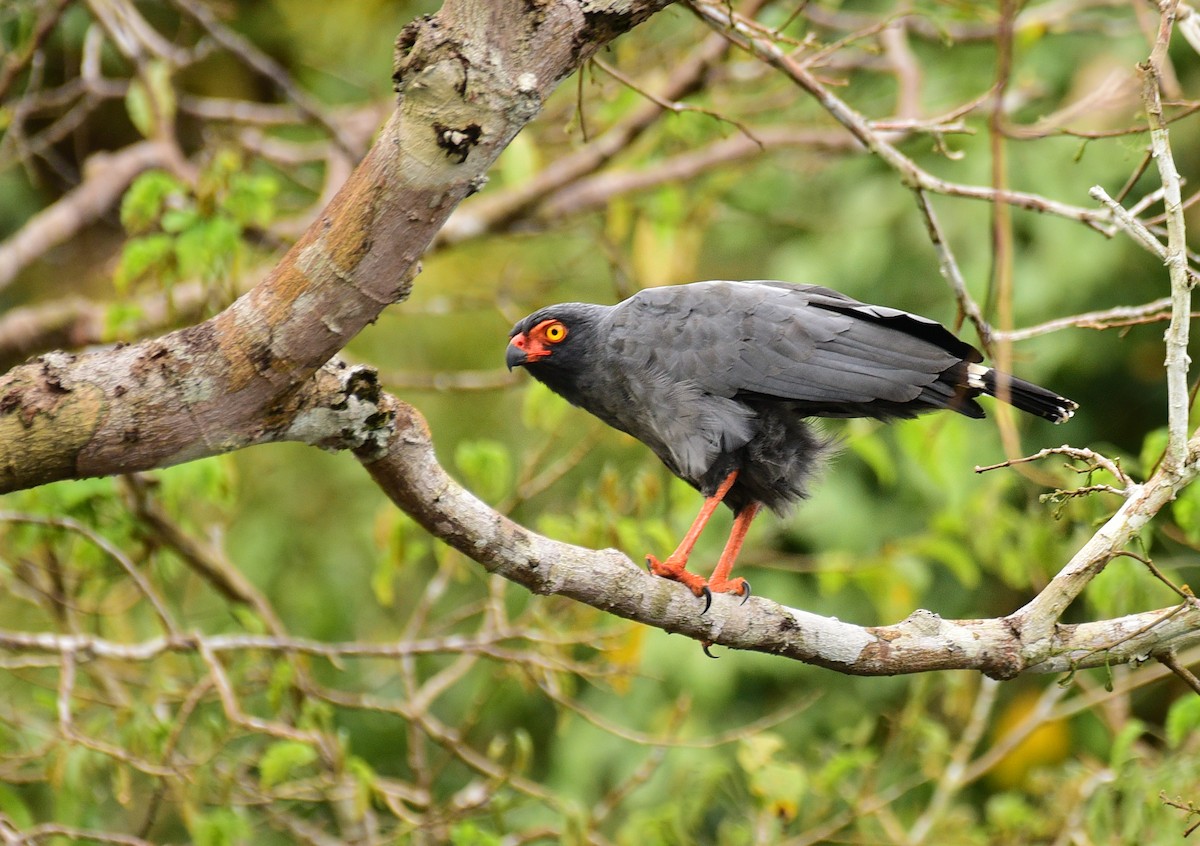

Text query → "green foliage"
[114,153,279,300]
[258,741,319,789]
[455,439,514,502]
[188,809,252,846]
[126,60,177,138]
[1166,695,1200,749]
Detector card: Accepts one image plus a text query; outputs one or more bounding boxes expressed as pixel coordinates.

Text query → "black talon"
[740,580,752,605]
[702,641,719,659]
[700,585,713,614]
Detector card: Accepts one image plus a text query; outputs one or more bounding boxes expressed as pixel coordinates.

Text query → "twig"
[1090,185,1200,280]
[913,188,993,349]
[995,296,1175,341]
[0,141,175,292]
[975,445,1134,495]
[168,0,360,160]
[685,0,1114,232]
[1112,549,1191,600]
[906,678,999,845]
[55,649,176,777]
[0,0,73,101]
[1158,650,1200,696]
[197,637,330,752]
[0,511,179,635]
[590,56,764,147]
[1141,2,1193,474]
[436,22,741,246]
[960,682,1069,784]
[0,628,612,665]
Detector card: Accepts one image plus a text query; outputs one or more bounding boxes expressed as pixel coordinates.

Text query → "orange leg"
[647,471,754,605]
[707,501,760,597]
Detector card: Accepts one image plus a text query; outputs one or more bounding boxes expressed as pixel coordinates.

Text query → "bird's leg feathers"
[647,471,753,608]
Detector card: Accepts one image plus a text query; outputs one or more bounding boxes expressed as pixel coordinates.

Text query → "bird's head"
[506,304,601,375]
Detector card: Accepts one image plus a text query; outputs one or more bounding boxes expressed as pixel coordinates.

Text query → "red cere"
[510,331,551,362]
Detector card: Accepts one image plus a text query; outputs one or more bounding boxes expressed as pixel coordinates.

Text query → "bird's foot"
[646,554,709,596]
[646,555,751,614]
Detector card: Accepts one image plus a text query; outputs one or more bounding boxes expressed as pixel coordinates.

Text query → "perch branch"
[359,396,1200,677]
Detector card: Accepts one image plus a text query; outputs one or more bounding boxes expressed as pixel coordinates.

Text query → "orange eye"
[544,321,567,343]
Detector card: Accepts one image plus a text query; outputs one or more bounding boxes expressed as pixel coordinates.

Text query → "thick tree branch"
[0,0,676,493]
[359,396,1200,677]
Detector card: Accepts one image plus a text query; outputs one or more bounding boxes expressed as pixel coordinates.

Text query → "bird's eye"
[544,321,567,343]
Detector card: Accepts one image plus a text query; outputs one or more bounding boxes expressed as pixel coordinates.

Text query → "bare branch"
[995,296,1175,342]
[0,141,178,292]
[1159,650,1200,696]
[0,510,179,634]
[0,1,677,494]
[0,0,72,102]
[1141,1,1193,474]
[975,445,1134,494]
[685,0,1114,231]
[360,397,1200,677]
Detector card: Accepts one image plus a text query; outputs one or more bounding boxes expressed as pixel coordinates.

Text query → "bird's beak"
[506,335,529,371]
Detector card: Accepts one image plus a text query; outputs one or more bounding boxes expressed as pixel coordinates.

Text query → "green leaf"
[266,660,295,713]
[175,216,241,280]
[915,534,980,588]
[450,822,503,846]
[1109,719,1146,769]
[120,170,186,234]
[454,439,513,502]
[496,132,540,188]
[370,555,396,607]
[346,756,377,818]
[520,379,572,433]
[125,59,176,138]
[0,783,33,829]
[1139,427,1169,477]
[189,808,251,846]
[1166,695,1200,748]
[258,740,318,789]
[115,233,174,292]
[160,206,201,234]
[224,173,279,228]
[846,427,896,486]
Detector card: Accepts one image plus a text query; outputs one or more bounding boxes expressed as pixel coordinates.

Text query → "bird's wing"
[613,281,980,405]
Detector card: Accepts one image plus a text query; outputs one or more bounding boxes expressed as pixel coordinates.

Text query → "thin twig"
[1158,650,1200,696]
[0,511,179,635]
[906,678,999,845]
[913,188,993,349]
[995,296,1175,342]
[168,0,360,160]
[975,445,1134,495]
[685,0,1114,232]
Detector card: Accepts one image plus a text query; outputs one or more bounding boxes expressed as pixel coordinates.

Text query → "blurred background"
[2,0,1199,843]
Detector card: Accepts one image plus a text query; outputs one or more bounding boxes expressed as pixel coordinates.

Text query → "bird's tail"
[968,364,1077,424]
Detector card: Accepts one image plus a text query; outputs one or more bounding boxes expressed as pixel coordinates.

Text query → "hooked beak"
[506,335,529,371]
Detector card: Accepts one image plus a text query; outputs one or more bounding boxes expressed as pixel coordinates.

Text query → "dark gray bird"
[506,280,1076,609]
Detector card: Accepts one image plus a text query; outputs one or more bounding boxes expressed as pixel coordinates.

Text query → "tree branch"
[0,141,177,292]
[0,0,677,493]
[359,395,1200,677]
